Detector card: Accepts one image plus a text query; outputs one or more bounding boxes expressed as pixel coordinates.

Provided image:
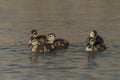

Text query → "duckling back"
[53,39,69,49]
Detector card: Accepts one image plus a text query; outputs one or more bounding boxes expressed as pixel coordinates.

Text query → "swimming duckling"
[29,30,48,45]
[29,37,55,53]
[47,33,69,49]
[85,30,106,51]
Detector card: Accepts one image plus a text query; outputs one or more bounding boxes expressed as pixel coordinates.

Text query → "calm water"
[0,0,120,80]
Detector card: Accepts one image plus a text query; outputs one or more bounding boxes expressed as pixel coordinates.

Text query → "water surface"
[0,0,120,80]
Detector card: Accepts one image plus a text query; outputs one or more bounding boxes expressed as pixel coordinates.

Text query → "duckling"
[47,33,69,49]
[29,30,48,45]
[29,37,56,53]
[85,30,106,51]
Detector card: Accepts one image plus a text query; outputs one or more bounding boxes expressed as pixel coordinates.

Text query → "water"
[0,0,120,80]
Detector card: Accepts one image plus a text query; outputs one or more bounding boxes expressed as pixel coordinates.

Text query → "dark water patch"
[112,44,120,48]
[0,71,21,74]
[99,70,120,73]
[18,65,39,69]
[45,66,78,71]
[0,42,30,55]
[69,42,86,53]
[8,64,23,67]
[0,46,10,51]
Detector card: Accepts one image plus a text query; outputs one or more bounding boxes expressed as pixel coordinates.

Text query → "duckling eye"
[49,35,53,37]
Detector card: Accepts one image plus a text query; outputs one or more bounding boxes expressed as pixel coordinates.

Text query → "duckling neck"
[31,34,37,38]
[47,40,54,43]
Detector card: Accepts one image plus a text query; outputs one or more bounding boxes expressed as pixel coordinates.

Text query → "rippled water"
[0,0,120,80]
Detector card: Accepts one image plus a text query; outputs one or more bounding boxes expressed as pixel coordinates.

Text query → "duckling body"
[47,33,69,49]
[53,39,69,49]
[86,30,106,51]
[29,37,55,53]
[86,44,106,51]
[29,30,47,45]
[32,43,55,53]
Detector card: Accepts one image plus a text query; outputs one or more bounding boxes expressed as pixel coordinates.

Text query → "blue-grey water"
[0,0,120,80]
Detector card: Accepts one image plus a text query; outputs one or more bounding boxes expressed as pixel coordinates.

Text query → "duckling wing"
[53,39,69,48]
[37,35,48,44]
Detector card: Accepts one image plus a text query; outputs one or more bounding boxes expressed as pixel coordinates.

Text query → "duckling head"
[29,38,39,48]
[89,30,97,38]
[47,33,56,43]
[30,30,38,38]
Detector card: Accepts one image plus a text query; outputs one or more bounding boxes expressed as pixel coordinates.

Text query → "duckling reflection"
[87,52,98,69]
[29,52,39,63]
[86,30,106,51]
[47,33,69,49]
